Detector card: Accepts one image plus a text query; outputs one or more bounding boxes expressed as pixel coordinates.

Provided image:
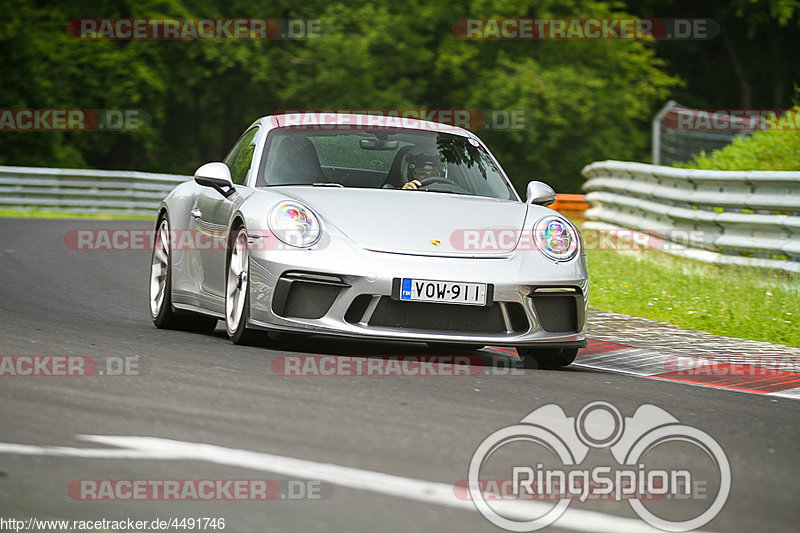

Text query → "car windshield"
[257,129,517,200]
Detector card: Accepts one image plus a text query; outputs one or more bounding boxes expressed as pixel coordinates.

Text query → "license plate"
[399,278,487,306]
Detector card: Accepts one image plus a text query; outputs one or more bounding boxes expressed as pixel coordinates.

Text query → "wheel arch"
[226,213,248,271]
[155,204,169,228]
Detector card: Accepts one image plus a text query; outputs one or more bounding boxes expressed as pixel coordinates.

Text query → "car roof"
[265,112,474,137]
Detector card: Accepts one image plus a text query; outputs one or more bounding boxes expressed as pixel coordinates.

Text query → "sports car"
[149,113,588,368]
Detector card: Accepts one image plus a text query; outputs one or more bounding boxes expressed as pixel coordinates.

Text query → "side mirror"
[194,162,235,198]
[526,180,556,206]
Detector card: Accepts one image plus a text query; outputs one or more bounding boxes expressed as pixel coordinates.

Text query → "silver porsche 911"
[149,113,588,368]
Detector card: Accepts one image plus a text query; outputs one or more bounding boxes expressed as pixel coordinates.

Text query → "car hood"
[273,187,529,257]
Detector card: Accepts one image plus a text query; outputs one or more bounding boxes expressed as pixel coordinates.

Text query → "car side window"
[224,127,259,185]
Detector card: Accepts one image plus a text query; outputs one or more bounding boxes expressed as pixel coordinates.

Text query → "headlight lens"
[268,201,321,247]
[534,216,578,261]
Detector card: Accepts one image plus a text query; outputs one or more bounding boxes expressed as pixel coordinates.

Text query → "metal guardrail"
[0,165,189,216]
[3,163,798,273]
[582,161,800,273]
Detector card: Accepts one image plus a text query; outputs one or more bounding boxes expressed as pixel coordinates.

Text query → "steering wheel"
[418,176,457,188]
[416,176,471,194]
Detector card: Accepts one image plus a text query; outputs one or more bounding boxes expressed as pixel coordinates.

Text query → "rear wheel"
[516,347,578,369]
[225,227,268,345]
[149,216,218,333]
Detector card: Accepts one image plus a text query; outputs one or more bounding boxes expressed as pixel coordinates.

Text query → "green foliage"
[0,0,679,193]
[679,108,800,170]
[587,245,800,347]
[460,0,680,192]
[628,0,800,111]
[731,0,800,29]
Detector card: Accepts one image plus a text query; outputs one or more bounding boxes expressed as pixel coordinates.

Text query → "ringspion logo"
[468,402,729,531]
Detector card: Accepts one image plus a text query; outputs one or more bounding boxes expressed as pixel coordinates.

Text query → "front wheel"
[149,216,217,333]
[225,227,267,345]
[516,347,579,369]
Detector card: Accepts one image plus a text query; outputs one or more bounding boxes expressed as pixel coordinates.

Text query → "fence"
[0,165,189,216]
[582,161,800,273]
[651,100,756,166]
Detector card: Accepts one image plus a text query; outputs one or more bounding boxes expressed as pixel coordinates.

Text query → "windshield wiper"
[263,182,345,187]
[418,189,463,195]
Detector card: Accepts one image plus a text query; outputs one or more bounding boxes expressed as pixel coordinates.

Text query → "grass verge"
[0,209,153,220]
[585,246,800,348]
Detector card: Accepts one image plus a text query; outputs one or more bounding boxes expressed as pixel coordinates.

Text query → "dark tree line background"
[1,0,798,193]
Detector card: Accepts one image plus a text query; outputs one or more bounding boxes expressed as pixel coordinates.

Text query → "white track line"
[0,435,676,533]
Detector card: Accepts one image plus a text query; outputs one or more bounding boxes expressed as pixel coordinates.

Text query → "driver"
[401,152,446,190]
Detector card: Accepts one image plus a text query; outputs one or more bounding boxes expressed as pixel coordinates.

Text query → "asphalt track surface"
[0,218,798,532]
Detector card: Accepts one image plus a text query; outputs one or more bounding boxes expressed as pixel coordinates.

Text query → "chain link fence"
[651,101,761,166]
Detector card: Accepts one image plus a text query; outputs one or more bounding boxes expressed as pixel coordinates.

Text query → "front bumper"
[246,236,588,347]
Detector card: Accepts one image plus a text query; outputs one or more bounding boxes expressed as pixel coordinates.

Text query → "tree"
[1,0,682,194]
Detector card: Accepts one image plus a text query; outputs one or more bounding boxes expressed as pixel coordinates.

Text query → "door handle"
[190,208,202,218]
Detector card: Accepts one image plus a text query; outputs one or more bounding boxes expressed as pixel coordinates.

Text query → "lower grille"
[344,294,373,324]
[272,279,342,319]
[506,302,530,332]
[531,294,579,332]
[367,297,518,334]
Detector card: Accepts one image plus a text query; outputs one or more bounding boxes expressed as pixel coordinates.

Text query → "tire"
[225,226,268,345]
[426,343,485,352]
[150,216,218,333]
[516,347,579,369]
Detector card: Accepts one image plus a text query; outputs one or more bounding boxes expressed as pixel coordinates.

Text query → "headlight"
[268,201,321,247]
[533,216,578,261]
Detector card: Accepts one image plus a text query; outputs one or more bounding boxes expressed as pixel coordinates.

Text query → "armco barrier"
[0,165,190,216]
[0,165,594,220]
[582,160,800,273]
